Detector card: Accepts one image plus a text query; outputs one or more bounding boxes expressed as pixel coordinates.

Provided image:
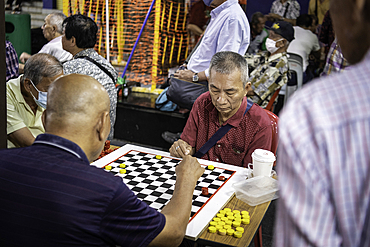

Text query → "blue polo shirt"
[0,134,165,246]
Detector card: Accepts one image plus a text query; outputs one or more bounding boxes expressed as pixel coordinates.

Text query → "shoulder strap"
[283,2,290,18]
[193,99,254,159]
[76,56,116,83]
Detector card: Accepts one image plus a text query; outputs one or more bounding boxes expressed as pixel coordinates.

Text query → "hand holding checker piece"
[92,144,247,240]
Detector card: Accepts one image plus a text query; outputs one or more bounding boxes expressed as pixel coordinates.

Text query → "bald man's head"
[44,74,111,162]
[47,74,110,122]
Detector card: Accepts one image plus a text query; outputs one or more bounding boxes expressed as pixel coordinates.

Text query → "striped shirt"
[274,50,370,246]
[0,134,165,246]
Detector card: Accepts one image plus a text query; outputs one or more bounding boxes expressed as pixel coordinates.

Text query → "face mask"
[29,80,47,109]
[203,0,213,6]
[265,38,283,54]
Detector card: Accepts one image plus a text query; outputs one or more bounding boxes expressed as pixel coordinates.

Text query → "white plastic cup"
[250,149,276,177]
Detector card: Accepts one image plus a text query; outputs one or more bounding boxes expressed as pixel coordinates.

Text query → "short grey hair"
[209,51,249,87]
[48,12,67,34]
[24,53,63,85]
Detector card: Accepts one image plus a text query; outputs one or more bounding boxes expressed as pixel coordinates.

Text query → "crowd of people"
[2,0,370,245]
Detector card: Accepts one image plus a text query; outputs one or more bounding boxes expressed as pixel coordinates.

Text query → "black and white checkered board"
[103,150,236,221]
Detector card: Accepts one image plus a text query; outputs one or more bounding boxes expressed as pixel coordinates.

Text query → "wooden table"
[197,196,270,247]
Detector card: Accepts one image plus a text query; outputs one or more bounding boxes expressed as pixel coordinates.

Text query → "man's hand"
[170,139,194,158]
[176,155,204,186]
[19,52,31,63]
[174,69,194,82]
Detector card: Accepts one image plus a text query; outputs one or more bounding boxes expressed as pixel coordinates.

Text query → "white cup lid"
[252,149,276,162]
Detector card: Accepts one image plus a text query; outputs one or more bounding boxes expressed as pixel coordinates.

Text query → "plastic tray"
[233,176,279,206]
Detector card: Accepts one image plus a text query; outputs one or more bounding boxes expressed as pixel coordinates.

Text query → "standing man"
[170,51,272,167]
[266,0,300,26]
[175,0,249,89]
[62,14,118,140]
[274,0,370,245]
[7,53,63,148]
[19,12,72,67]
[308,0,330,25]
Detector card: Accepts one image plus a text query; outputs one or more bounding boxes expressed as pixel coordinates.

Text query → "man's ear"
[51,25,57,34]
[70,36,77,47]
[245,81,251,91]
[97,111,110,141]
[23,78,32,93]
[245,82,254,96]
[277,39,285,48]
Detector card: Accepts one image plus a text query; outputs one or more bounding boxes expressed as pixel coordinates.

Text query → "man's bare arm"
[148,156,204,247]
[174,70,207,82]
[187,24,204,36]
[7,127,36,147]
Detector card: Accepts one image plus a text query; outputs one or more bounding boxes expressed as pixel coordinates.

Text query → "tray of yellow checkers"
[207,208,250,238]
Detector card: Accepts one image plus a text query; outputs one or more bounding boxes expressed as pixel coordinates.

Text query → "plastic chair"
[284,53,303,105]
[253,109,279,247]
[264,88,281,112]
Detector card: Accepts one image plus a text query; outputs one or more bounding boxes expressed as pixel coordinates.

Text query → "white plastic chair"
[284,53,303,104]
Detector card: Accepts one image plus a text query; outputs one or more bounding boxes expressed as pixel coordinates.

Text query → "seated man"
[170,51,272,167]
[62,14,117,140]
[287,14,321,83]
[247,21,294,108]
[174,0,249,108]
[246,12,269,55]
[0,74,204,246]
[19,12,72,72]
[7,53,63,148]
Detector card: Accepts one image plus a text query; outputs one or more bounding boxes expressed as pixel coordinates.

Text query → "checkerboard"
[104,150,235,221]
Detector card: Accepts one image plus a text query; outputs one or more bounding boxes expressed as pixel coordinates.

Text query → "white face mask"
[265,38,284,54]
[29,80,48,109]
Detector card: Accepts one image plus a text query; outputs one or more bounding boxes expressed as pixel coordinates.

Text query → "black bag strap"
[283,2,290,18]
[193,99,254,158]
[76,56,116,83]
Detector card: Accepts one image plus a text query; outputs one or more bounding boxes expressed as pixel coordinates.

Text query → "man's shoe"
[162,131,182,144]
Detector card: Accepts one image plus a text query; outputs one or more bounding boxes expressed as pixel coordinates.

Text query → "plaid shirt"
[248,52,288,108]
[5,41,19,81]
[321,38,350,76]
[270,0,300,19]
[275,50,370,247]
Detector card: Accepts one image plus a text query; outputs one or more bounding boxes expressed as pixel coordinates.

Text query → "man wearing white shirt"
[174,0,249,85]
[19,12,72,68]
[287,14,321,83]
